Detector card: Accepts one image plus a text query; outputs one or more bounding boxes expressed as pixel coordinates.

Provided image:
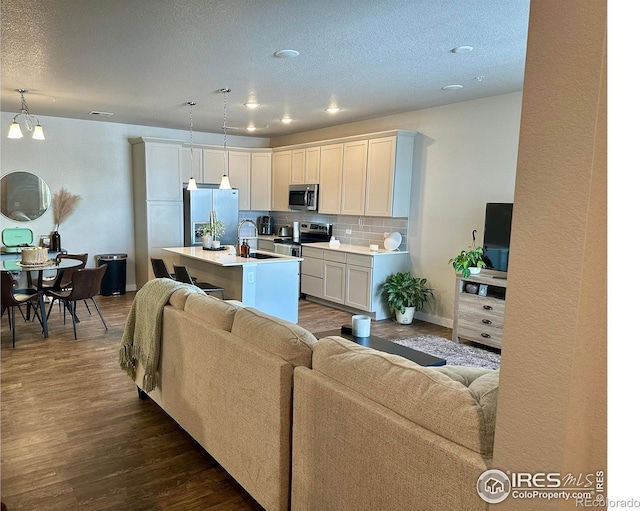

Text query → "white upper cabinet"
[180,146,203,186]
[228,151,251,210]
[250,152,272,211]
[318,144,344,214]
[136,139,183,201]
[291,147,321,184]
[272,151,292,211]
[341,140,368,216]
[202,148,226,185]
[305,146,321,183]
[290,148,306,184]
[365,133,414,217]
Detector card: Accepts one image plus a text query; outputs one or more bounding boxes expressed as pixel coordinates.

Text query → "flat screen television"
[482,202,513,272]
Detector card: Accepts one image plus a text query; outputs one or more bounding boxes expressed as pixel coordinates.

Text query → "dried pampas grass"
[52,187,82,230]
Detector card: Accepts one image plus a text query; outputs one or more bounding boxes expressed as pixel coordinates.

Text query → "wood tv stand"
[452,269,507,349]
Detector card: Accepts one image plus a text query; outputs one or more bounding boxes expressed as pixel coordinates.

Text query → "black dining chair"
[150,258,174,279]
[173,264,225,299]
[1,271,43,348]
[46,265,108,339]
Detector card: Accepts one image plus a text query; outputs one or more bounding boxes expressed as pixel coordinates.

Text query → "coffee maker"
[257,215,274,235]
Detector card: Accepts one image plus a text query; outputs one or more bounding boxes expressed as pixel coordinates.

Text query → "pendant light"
[186,101,198,191]
[8,89,45,140]
[218,88,232,189]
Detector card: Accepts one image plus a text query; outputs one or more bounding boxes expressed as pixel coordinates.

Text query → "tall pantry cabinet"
[130,137,184,289]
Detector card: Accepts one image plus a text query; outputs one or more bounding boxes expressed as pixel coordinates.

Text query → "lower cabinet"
[301,246,407,320]
[257,239,274,252]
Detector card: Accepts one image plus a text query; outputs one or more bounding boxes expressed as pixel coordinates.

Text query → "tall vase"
[51,231,61,251]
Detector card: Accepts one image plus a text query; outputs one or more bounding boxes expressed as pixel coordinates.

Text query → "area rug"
[391,335,501,370]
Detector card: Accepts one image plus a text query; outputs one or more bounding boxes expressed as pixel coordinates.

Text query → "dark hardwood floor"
[1,293,452,510]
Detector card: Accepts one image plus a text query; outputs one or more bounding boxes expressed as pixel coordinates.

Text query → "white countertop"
[163,246,302,267]
[302,242,407,256]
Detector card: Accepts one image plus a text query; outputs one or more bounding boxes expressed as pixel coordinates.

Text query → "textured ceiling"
[1,0,530,137]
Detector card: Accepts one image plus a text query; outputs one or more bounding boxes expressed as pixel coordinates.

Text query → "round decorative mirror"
[1,171,51,222]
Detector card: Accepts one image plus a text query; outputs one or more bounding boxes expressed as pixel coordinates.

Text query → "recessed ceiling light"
[246,125,257,131]
[244,102,260,109]
[281,117,293,124]
[325,107,341,114]
[451,46,474,54]
[442,84,464,91]
[274,49,300,58]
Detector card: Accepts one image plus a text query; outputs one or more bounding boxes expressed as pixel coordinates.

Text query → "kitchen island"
[163,246,303,323]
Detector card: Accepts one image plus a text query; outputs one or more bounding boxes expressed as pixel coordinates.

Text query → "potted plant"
[200,220,225,249]
[381,271,434,324]
[449,245,486,278]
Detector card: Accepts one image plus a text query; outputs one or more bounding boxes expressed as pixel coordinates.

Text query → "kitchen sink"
[248,253,279,259]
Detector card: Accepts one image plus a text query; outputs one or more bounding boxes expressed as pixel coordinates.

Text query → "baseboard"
[414,310,453,329]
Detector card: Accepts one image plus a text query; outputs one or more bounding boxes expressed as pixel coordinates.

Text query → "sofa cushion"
[168,287,191,310]
[312,336,499,456]
[182,292,239,331]
[231,307,316,368]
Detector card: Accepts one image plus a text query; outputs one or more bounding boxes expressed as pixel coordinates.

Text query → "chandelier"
[8,89,45,140]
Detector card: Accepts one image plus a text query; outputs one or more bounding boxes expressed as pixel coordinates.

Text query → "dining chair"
[42,253,89,290]
[46,265,108,339]
[173,264,225,299]
[1,271,43,348]
[150,258,174,279]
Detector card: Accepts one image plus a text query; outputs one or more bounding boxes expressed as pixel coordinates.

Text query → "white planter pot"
[469,267,481,275]
[212,240,221,249]
[202,234,213,249]
[395,306,416,324]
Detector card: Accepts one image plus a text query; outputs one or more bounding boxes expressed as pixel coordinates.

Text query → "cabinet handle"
[481,333,491,338]
[482,319,492,325]
[483,305,493,310]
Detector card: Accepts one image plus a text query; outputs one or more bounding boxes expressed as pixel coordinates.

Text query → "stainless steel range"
[273,222,332,256]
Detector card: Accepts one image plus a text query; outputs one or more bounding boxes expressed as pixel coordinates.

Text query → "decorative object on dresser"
[381,271,433,325]
[50,187,82,252]
[452,269,507,349]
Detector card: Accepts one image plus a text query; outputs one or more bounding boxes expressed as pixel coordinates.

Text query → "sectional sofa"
[129,284,499,511]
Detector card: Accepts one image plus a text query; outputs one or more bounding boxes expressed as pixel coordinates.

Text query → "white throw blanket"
[119,278,204,392]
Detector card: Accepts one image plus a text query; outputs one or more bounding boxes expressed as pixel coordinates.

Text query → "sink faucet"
[237,219,258,252]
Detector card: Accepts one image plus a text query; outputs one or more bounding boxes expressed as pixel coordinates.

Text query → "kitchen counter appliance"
[288,184,319,211]
[257,215,274,235]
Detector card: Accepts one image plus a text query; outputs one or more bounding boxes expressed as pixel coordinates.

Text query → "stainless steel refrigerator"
[183,186,239,247]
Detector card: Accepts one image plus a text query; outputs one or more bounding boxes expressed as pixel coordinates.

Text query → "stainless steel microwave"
[288,184,319,211]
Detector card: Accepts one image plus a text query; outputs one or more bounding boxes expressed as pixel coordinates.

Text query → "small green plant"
[200,220,225,240]
[381,272,434,314]
[449,245,486,278]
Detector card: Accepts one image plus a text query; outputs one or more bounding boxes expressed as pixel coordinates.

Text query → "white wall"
[0,113,269,291]
[272,92,522,325]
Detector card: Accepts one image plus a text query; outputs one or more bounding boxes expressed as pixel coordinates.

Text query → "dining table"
[1,257,83,338]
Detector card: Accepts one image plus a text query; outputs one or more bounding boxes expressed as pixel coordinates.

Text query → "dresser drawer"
[456,321,503,348]
[458,294,505,319]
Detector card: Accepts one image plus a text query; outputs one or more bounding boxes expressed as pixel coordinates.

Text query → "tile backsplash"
[241,210,408,251]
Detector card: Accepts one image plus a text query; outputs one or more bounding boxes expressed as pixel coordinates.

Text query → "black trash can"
[97,253,127,296]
